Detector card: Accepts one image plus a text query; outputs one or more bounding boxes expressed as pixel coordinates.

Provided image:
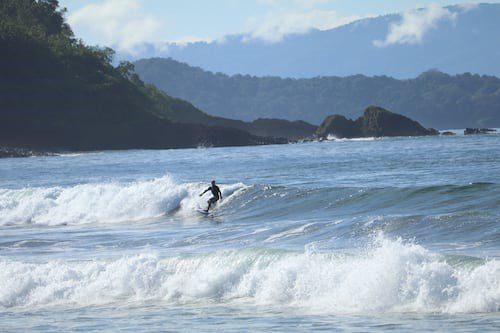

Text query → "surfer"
[199,180,222,211]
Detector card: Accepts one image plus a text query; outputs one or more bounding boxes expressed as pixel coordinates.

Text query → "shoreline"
[0,147,56,159]
[3,128,498,159]
[0,140,289,159]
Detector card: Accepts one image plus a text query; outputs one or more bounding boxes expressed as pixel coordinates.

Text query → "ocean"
[0,133,499,332]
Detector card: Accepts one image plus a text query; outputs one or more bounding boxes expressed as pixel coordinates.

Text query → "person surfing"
[199,180,222,212]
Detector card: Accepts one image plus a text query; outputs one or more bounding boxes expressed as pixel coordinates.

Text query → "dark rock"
[0,147,55,158]
[316,106,438,139]
[441,131,456,135]
[427,128,440,135]
[464,128,497,135]
[248,118,317,140]
[316,115,361,139]
[357,106,438,137]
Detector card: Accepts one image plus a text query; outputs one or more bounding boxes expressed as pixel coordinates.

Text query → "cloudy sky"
[60,0,498,53]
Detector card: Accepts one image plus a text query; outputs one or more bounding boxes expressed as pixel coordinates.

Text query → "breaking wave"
[0,237,498,313]
[0,174,498,231]
[0,176,247,226]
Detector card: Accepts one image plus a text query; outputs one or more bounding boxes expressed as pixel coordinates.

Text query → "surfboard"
[196,207,209,215]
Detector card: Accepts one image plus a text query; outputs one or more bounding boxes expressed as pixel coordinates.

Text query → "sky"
[60,0,499,53]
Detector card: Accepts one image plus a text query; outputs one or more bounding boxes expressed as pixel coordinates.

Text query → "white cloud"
[245,9,360,42]
[257,0,329,7]
[68,0,164,55]
[373,3,457,47]
[169,36,214,46]
[457,2,479,12]
[245,0,363,42]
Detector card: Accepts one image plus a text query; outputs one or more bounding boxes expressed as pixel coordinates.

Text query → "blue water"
[0,134,499,332]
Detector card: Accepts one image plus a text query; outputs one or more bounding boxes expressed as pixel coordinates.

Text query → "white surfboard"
[196,206,209,215]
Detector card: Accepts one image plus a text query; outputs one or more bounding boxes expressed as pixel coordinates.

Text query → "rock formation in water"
[316,106,439,139]
[464,128,497,135]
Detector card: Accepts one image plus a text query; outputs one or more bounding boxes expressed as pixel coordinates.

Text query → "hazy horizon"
[61,1,500,54]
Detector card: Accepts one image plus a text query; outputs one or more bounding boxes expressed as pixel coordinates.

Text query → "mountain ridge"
[134,57,500,129]
[124,3,500,79]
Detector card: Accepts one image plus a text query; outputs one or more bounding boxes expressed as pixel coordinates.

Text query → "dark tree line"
[0,1,277,150]
[134,58,500,129]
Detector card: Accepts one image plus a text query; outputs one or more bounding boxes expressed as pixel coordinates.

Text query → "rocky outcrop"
[441,131,456,135]
[0,147,55,158]
[464,128,497,135]
[246,119,316,140]
[316,115,361,138]
[316,106,438,139]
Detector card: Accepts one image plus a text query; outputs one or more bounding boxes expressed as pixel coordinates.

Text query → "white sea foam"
[264,222,318,243]
[0,176,247,226]
[0,237,498,313]
[178,181,247,216]
[326,135,378,142]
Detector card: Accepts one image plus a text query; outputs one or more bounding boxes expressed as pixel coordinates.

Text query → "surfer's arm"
[199,187,210,196]
[218,189,222,200]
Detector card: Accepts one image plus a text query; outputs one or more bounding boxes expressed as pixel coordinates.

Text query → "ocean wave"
[225,182,499,226]
[0,178,497,228]
[0,176,247,226]
[0,237,497,313]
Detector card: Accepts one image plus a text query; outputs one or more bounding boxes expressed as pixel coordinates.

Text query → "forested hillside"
[0,0,280,151]
[135,58,500,129]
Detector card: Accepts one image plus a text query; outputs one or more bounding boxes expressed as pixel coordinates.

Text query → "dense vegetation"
[0,0,280,151]
[135,58,500,129]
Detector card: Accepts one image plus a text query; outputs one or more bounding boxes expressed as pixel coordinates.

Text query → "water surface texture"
[1,134,499,332]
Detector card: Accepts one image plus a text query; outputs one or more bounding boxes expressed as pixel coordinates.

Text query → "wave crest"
[0,176,246,226]
[1,238,498,313]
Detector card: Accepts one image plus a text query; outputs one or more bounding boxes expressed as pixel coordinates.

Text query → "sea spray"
[0,176,248,226]
[1,237,498,313]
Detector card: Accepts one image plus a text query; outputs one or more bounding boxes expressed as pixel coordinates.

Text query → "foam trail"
[0,176,247,226]
[0,238,498,313]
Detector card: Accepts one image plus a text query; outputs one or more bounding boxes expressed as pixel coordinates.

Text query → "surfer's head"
[211,180,216,185]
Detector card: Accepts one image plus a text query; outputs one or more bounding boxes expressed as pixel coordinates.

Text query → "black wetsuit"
[208,185,221,204]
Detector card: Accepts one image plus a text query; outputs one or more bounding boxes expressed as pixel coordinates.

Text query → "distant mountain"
[134,58,500,129]
[126,3,500,78]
